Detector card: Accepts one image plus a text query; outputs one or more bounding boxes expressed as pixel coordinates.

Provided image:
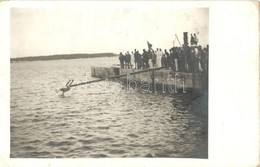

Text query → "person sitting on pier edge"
[119,52,124,68]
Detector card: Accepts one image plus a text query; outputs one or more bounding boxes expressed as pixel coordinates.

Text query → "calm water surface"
[11,57,207,158]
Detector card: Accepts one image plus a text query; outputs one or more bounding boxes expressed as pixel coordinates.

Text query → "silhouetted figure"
[131,51,135,69]
[190,34,195,45]
[183,46,190,71]
[135,51,142,69]
[119,52,124,68]
[155,48,163,67]
[169,49,175,70]
[134,49,138,69]
[147,49,154,68]
[200,47,207,72]
[164,49,170,69]
[190,48,197,72]
[142,49,149,69]
[178,48,185,72]
[123,53,127,68]
[193,34,198,45]
[125,51,131,69]
[59,80,73,97]
[161,53,167,67]
[172,47,179,71]
[187,47,194,72]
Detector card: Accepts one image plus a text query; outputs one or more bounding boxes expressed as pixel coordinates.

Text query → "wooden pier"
[91,67,208,93]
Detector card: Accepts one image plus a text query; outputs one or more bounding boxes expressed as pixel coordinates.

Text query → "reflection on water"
[11,57,207,158]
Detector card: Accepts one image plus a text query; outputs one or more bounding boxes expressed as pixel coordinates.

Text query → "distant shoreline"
[10,53,118,63]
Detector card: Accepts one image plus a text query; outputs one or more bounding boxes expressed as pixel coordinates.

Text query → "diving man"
[59,79,73,97]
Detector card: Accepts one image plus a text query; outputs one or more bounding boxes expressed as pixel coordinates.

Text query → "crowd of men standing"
[118,45,208,73]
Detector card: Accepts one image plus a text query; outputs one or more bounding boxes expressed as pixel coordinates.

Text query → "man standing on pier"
[142,49,149,69]
[165,49,170,69]
[190,34,195,45]
[134,49,138,69]
[150,49,156,68]
[136,50,142,69]
[119,52,124,68]
[194,34,199,45]
[172,47,179,71]
[131,51,135,69]
[155,48,163,67]
[161,53,167,67]
[125,51,131,69]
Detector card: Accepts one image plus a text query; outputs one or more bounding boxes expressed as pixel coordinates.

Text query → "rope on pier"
[70,67,166,88]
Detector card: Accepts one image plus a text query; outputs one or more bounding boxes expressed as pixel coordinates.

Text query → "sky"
[10,3,208,58]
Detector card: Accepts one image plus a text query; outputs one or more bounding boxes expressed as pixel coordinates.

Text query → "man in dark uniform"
[136,50,142,69]
[190,34,195,45]
[119,52,124,68]
[165,49,171,69]
[134,49,138,69]
[194,34,198,45]
[142,49,149,69]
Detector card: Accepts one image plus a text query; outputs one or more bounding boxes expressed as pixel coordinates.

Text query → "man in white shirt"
[131,51,135,69]
[155,48,163,67]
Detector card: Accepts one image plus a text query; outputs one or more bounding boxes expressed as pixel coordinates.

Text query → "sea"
[10,57,208,158]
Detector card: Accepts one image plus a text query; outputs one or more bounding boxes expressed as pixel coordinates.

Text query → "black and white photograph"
[2,1,258,167]
[10,4,209,158]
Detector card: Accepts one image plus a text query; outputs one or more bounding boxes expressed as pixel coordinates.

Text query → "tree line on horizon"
[10,53,117,62]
